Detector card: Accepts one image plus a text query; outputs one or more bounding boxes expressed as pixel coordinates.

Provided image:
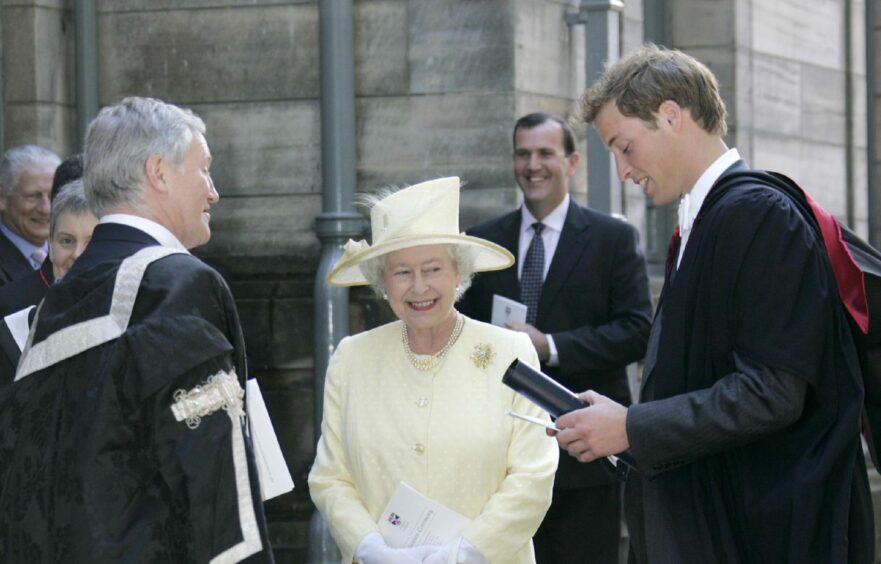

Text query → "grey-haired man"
[0,97,274,563]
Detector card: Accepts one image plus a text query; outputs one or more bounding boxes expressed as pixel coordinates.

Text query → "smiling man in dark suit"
[0,145,60,287]
[457,112,653,564]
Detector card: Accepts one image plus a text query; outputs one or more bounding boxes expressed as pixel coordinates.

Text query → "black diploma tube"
[503,358,638,473]
[502,358,586,417]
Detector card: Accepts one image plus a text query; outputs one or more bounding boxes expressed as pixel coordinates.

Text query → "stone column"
[1,0,73,154]
[670,0,866,231]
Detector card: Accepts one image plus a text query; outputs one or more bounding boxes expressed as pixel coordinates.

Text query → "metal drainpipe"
[566,0,624,214]
[0,9,4,154]
[308,0,364,561]
[565,1,638,398]
[75,0,98,150]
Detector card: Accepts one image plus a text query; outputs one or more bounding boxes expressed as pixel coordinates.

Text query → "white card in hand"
[506,411,621,466]
[505,410,558,431]
[378,481,472,548]
[491,294,527,327]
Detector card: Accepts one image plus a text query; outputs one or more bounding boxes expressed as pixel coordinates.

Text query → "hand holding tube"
[553,390,630,464]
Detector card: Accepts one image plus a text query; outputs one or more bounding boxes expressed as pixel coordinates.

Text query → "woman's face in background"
[50,210,98,279]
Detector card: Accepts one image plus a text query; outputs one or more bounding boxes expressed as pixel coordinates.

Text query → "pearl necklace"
[402,314,465,372]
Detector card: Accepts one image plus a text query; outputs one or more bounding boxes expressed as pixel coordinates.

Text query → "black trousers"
[533,483,623,564]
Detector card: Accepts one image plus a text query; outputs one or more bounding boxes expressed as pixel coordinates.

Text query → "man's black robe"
[0,223,273,563]
[625,163,874,563]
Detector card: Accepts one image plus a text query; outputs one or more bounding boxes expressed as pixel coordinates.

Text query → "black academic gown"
[0,223,274,563]
[625,162,874,563]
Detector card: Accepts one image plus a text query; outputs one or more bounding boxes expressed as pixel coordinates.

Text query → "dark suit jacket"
[458,199,653,489]
[0,260,54,317]
[0,231,36,288]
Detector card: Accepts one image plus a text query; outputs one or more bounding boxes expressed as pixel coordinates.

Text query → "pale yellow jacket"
[308,316,559,563]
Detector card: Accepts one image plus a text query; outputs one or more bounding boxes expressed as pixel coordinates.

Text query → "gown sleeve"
[140,317,271,563]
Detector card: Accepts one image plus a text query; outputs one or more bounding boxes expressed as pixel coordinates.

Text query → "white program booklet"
[378,481,472,548]
[491,294,527,327]
[246,378,295,501]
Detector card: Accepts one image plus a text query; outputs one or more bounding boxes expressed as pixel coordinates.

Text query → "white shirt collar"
[100,214,190,253]
[678,148,741,234]
[520,193,570,234]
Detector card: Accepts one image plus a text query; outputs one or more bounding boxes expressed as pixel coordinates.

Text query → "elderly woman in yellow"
[308,177,559,564]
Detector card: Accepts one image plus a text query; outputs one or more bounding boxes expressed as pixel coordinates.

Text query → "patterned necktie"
[30,247,47,269]
[520,222,545,325]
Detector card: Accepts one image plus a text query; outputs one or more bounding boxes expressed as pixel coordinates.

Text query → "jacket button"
[413,443,425,454]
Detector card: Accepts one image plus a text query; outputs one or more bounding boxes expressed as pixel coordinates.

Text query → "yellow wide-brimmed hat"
[326,177,514,287]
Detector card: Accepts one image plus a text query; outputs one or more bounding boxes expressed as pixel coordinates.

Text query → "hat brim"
[326,234,514,287]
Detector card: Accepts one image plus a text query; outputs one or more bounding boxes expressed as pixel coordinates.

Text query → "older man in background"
[0,145,60,286]
[0,153,86,318]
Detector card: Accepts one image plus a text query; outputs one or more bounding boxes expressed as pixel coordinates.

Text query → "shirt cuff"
[546,334,559,366]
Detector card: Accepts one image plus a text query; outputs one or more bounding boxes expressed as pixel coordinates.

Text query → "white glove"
[421,545,451,564]
[422,537,488,564]
[355,532,437,564]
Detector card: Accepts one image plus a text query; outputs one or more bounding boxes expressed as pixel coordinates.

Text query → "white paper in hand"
[246,378,295,500]
[491,294,527,327]
[505,410,559,431]
[378,482,472,548]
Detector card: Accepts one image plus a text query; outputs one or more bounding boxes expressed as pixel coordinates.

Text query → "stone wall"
[1,0,74,153]
[669,0,868,234]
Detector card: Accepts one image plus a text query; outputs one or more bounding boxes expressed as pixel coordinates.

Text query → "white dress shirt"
[677,148,741,267]
[518,194,570,365]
